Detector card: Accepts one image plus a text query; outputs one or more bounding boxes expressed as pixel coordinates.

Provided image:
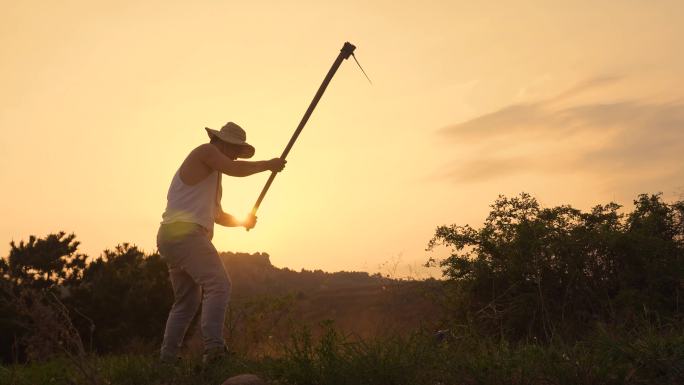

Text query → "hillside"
[220,252,392,298]
[178,252,445,355]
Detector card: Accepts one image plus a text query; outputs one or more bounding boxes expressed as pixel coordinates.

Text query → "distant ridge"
[214,251,443,339]
[218,251,392,299]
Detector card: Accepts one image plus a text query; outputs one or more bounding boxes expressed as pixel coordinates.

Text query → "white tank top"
[161,168,222,234]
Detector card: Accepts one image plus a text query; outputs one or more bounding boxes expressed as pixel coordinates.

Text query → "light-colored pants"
[156,222,231,359]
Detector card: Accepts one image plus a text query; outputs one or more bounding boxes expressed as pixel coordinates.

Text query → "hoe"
[249,41,370,223]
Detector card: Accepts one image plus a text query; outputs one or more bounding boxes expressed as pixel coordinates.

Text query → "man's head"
[205,122,255,160]
[210,136,245,160]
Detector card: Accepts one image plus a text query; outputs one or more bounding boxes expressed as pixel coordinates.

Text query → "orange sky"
[2,0,683,276]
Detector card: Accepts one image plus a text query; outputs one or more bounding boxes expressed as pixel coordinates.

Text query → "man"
[156,122,286,364]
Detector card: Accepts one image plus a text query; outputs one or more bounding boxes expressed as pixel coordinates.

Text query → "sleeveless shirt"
[161,168,222,235]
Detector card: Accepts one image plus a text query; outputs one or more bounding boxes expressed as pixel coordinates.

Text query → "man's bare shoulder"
[187,143,233,172]
[190,143,219,158]
[179,144,216,184]
[185,143,221,164]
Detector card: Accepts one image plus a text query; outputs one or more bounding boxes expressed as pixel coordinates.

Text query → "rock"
[221,374,267,385]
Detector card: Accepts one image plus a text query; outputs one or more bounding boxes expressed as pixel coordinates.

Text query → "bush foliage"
[0,238,172,362]
[427,193,684,342]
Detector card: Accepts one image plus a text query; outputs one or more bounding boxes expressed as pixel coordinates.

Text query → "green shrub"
[427,193,684,342]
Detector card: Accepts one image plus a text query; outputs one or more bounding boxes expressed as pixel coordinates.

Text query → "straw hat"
[205,122,255,159]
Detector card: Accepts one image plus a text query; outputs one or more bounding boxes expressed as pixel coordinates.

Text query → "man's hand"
[243,214,257,230]
[267,158,287,172]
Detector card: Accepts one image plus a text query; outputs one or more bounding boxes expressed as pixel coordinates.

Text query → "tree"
[427,193,684,342]
[0,236,172,359]
[2,232,86,290]
[70,244,172,351]
[0,232,88,362]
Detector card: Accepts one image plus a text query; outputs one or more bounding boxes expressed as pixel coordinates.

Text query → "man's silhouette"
[156,122,285,364]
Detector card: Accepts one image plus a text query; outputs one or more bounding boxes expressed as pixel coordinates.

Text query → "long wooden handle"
[250,42,356,218]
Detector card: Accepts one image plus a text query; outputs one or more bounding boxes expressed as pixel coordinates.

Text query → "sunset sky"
[2,0,683,276]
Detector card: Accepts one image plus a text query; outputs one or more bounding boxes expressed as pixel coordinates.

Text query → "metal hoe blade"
[352,53,372,84]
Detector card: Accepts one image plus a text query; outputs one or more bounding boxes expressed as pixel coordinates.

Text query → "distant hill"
[220,251,395,298]
[182,252,445,354]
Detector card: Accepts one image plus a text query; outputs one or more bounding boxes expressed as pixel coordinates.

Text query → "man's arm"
[215,210,257,229]
[215,210,241,227]
[200,144,285,177]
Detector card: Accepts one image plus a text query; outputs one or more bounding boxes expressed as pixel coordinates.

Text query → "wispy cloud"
[441,77,684,186]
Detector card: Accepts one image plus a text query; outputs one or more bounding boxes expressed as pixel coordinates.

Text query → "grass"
[2,322,683,385]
